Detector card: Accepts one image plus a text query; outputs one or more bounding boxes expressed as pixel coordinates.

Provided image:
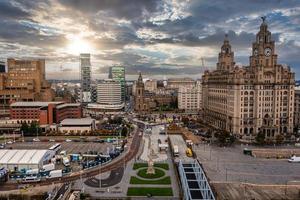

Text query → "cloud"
[0,0,299,80]
[58,0,163,20]
[0,1,30,19]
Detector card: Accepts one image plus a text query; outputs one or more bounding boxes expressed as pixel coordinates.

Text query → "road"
[0,126,141,191]
[84,166,124,188]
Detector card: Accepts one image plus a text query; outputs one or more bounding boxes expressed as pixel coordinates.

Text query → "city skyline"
[0,0,299,80]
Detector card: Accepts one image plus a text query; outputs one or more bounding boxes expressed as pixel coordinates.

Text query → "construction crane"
[200,57,206,74]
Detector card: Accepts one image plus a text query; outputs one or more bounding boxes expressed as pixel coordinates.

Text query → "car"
[7,141,13,144]
[49,139,55,142]
[0,144,5,149]
[33,138,40,142]
[65,139,72,142]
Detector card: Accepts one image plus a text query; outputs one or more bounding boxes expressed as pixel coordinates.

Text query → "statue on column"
[146,155,155,174]
[146,128,155,174]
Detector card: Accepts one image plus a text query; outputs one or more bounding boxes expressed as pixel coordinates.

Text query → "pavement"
[140,125,168,162]
[194,143,300,184]
[169,134,194,162]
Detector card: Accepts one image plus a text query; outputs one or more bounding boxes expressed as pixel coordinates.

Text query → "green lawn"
[137,168,165,179]
[127,187,173,196]
[133,163,169,170]
[130,176,171,185]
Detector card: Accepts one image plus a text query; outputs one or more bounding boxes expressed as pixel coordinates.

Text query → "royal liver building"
[202,18,295,141]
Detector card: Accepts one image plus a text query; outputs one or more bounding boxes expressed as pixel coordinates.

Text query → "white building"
[178,81,202,112]
[167,78,195,90]
[97,79,122,105]
[145,79,157,92]
[59,118,96,134]
[0,149,53,171]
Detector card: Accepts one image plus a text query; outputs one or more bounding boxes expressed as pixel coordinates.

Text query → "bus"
[49,143,61,154]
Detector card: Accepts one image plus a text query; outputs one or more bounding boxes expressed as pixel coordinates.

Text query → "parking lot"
[194,144,300,184]
[5,140,115,155]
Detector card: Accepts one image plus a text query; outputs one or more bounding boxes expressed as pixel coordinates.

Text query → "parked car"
[49,139,55,142]
[33,138,40,142]
[65,139,72,142]
[7,141,13,144]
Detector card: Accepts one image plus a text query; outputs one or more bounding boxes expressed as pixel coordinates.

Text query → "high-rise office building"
[202,18,295,141]
[109,66,125,102]
[0,58,54,116]
[97,79,122,105]
[80,53,91,103]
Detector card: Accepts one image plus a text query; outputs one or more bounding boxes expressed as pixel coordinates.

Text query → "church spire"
[138,71,143,83]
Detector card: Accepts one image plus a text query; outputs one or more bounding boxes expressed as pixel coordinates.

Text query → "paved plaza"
[194,143,300,184]
[140,125,168,162]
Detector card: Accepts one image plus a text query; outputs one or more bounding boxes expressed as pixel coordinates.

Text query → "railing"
[178,159,215,200]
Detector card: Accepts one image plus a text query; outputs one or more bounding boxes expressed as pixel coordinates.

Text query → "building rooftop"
[10,101,63,107]
[56,103,81,109]
[0,149,49,165]
[87,103,124,110]
[60,118,95,126]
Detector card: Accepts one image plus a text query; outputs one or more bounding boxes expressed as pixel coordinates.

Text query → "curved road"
[84,166,124,188]
[0,127,141,191]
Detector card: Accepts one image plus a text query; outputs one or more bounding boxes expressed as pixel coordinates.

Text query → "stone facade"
[178,80,202,112]
[202,18,295,141]
[134,73,177,113]
[134,72,150,112]
[294,88,300,131]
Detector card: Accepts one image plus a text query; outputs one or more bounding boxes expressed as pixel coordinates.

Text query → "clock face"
[264,48,272,57]
[253,49,258,56]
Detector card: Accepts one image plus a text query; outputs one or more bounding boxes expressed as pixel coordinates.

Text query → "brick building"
[0,58,54,116]
[10,102,81,125]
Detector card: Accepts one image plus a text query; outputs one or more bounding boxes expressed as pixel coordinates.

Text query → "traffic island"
[133,162,169,170]
[127,162,173,197]
[137,168,165,179]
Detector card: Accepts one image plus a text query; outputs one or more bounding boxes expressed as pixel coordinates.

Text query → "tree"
[121,126,128,137]
[255,132,265,145]
[275,134,284,144]
[20,123,29,135]
[181,117,189,125]
[216,130,235,146]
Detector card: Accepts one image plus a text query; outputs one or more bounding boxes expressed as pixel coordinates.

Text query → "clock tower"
[250,16,278,68]
[217,34,235,71]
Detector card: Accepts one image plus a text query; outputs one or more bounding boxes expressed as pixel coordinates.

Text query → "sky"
[0,0,300,80]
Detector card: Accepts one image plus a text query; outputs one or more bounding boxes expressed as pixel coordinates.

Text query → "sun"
[66,35,93,55]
